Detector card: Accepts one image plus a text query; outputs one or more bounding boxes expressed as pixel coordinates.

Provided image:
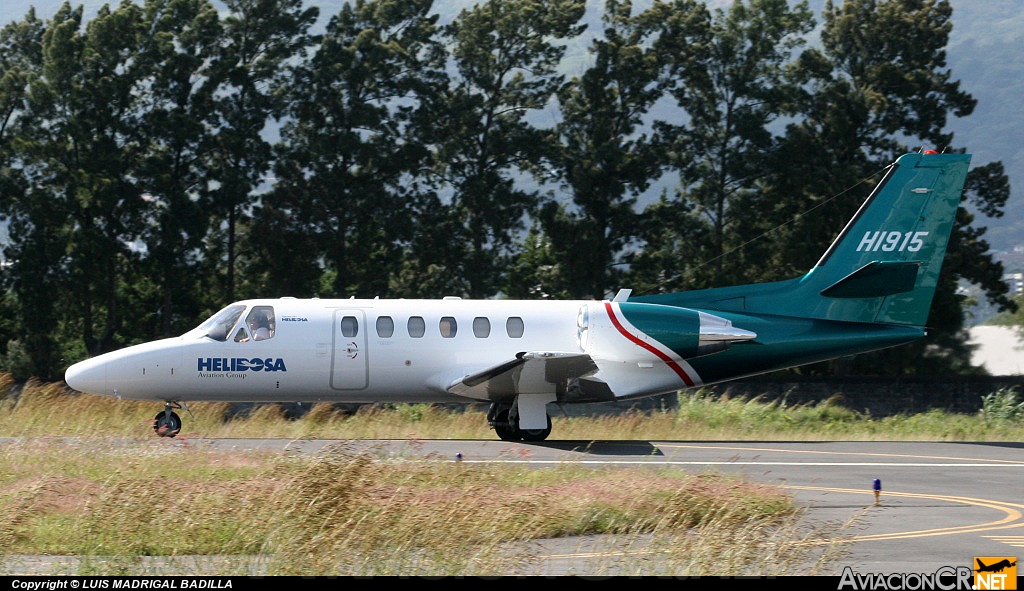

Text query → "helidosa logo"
[974,557,1017,590]
[197,357,287,372]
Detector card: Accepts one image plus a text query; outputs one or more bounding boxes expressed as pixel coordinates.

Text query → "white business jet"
[65,151,972,441]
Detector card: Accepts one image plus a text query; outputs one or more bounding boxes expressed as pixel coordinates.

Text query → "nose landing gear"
[153,401,191,438]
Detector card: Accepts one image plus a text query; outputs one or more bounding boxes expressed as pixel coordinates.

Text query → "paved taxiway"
[3,437,1023,576]
[197,437,1024,576]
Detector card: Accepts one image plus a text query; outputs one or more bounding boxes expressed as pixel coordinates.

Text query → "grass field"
[0,377,1020,575]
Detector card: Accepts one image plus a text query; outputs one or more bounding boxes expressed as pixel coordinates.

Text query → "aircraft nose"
[65,356,108,395]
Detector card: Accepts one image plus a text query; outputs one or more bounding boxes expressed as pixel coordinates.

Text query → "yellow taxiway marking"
[538,488,1024,559]
[782,485,1024,545]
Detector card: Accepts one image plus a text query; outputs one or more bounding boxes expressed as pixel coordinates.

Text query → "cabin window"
[506,317,525,338]
[376,316,394,338]
[340,316,359,338]
[439,316,457,338]
[408,316,425,338]
[473,317,490,338]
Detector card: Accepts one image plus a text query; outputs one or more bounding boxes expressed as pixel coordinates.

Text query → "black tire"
[492,408,520,441]
[154,410,182,438]
[519,415,552,442]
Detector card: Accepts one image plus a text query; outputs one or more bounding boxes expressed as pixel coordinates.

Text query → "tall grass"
[0,435,838,576]
[2,378,1020,441]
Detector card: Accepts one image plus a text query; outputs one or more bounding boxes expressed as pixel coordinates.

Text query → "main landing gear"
[487,402,552,442]
[153,401,191,438]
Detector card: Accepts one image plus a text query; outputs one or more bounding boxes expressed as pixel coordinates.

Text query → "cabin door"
[331,309,368,389]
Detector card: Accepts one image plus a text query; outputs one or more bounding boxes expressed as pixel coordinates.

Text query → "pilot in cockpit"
[252,315,271,340]
[235,307,275,342]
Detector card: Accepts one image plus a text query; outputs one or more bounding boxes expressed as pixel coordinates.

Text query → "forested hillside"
[4,0,1021,246]
[0,0,1017,382]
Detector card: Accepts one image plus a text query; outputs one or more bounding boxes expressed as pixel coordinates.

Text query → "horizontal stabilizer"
[820,261,921,299]
[447,351,597,400]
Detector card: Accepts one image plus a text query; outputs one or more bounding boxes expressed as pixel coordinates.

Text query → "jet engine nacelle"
[579,301,756,362]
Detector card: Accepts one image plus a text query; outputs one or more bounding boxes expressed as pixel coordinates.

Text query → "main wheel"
[492,408,520,441]
[154,410,182,438]
[519,415,552,442]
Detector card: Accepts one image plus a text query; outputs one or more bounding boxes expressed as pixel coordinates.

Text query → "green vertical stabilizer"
[632,152,971,328]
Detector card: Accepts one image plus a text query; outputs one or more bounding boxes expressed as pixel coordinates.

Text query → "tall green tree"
[767,0,1011,374]
[623,0,712,296]
[0,8,41,151]
[432,0,586,298]
[262,0,443,299]
[6,2,157,375]
[504,223,569,299]
[626,192,713,295]
[133,0,223,336]
[203,0,318,303]
[653,0,815,289]
[531,0,672,300]
[0,7,52,378]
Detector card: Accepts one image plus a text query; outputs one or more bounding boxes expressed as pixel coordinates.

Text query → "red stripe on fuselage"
[603,302,695,387]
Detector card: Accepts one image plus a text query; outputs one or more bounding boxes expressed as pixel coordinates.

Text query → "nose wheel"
[153,402,187,438]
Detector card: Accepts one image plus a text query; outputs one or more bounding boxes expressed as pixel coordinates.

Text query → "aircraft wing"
[446,351,598,400]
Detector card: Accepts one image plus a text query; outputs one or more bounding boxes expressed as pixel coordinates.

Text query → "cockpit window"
[235,306,276,342]
[196,304,246,342]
